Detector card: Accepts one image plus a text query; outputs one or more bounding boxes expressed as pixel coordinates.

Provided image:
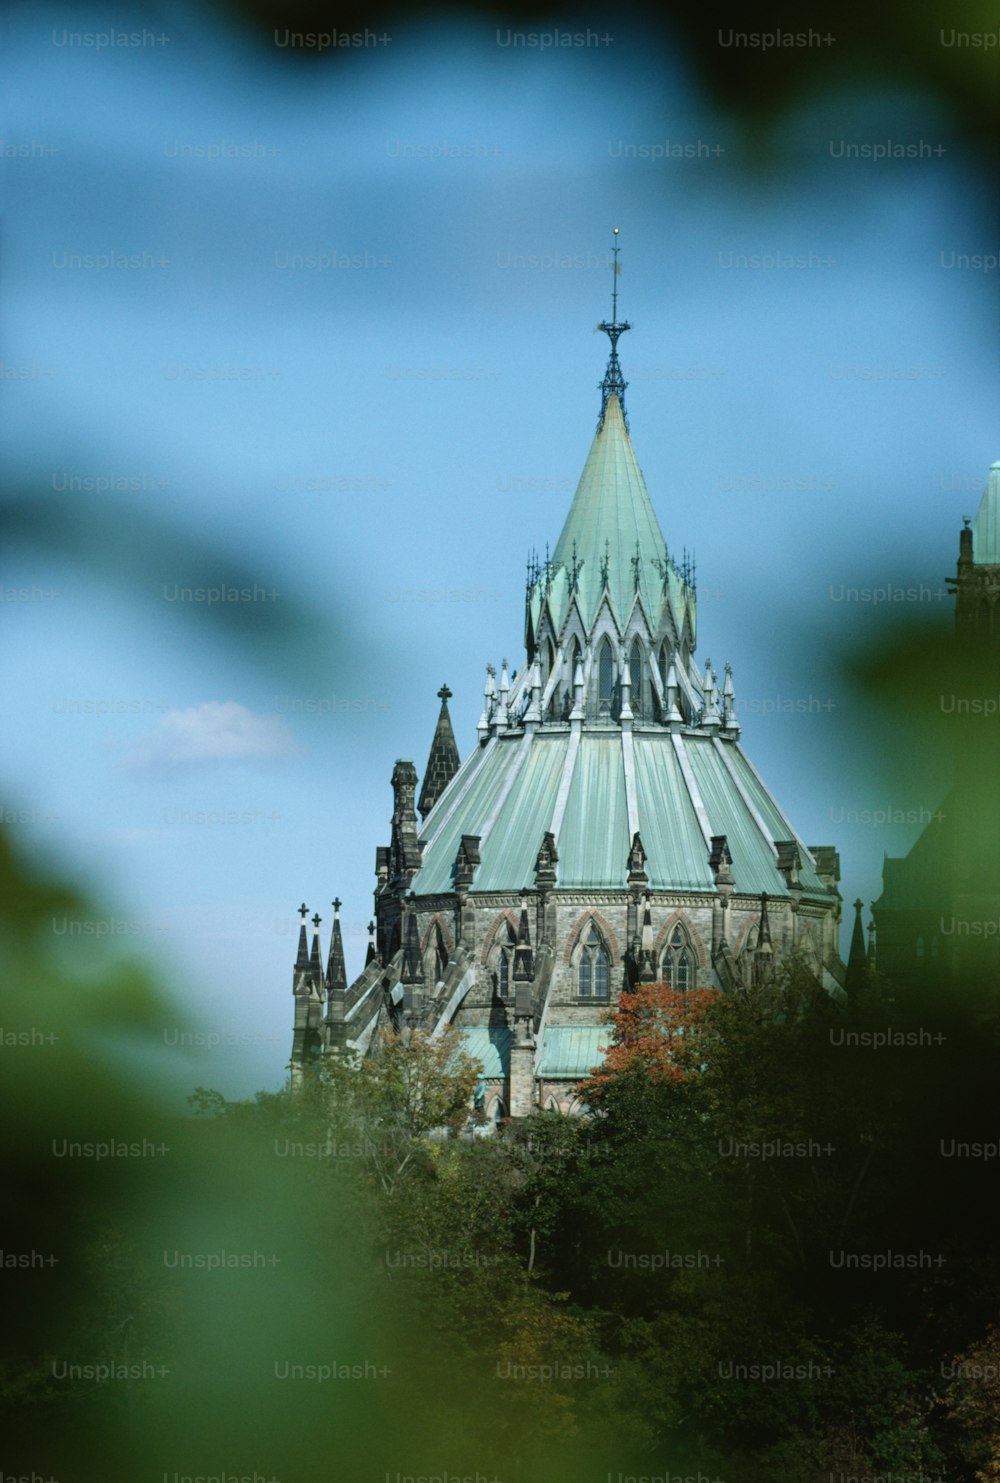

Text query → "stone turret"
[418,685,461,820]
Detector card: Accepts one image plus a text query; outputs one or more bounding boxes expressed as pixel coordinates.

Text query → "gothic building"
[290,247,846,1114]
[871,461,1000,992]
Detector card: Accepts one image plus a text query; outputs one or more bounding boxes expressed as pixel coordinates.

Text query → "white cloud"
[126,701,298,771]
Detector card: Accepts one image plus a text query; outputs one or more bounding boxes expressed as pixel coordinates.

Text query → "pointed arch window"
[661,922,694,993]
[598,639,614,715]
[629,638,644,720]
[578,922,610,1000]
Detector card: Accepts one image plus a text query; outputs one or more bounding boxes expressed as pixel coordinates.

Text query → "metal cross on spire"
[597,226,632,429]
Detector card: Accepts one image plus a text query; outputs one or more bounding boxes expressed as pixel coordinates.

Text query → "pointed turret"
[290,903,323,1080]
[324,899,348,1049]
[294,901,310,971]
[418,684,461,820]
[325,898,347,995]
[845,898,868,996]
[309,912,323,988]
[365,919,377,966]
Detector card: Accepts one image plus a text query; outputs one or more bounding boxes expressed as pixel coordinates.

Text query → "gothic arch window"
[598,639,614,715]
[630,638,644,720]
[577,922,610,1000]
[661,922,694,993]
[564,637,582,718]
[659,641,670,691]
[486,1095,505,1127]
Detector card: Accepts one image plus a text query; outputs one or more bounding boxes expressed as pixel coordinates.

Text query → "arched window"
[598,639,614,715]
[630,638,644,720]
[578,922,610,1000]
[661,922,694,993]
[659,642,670,691]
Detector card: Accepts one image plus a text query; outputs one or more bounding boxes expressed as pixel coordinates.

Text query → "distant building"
[291,244,846,1112]
[872,462,1000,993]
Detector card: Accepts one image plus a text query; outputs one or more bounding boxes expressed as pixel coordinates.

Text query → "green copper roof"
[972,461,1000,565]
[410,726,828,901]
[536,1025,609,1079]
[538,393,687,635]
[455,1025,511,1079]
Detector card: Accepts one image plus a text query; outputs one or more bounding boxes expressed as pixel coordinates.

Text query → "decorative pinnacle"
[299,902,308,920]
[332,897,341,914]
[597,226,631,428]
[312,913,321,930]
[437,683,452,703]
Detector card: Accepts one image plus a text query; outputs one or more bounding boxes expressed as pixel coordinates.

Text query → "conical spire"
[549,395,671,633]
[845,898,868,995]
[418,684,461,820]
[325,897,347,995]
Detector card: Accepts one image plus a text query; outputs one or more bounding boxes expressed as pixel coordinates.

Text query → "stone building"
[871,461,1000,992]
[290,257,846,1114]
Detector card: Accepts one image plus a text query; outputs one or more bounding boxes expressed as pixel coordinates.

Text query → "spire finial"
[437,683,452,704]
[597,226,631,429]
[332,897,341,914]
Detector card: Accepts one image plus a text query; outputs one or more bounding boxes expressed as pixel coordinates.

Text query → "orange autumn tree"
[580,983,721,1101]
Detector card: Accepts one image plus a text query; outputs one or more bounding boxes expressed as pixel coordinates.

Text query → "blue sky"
[3,4,997,1098]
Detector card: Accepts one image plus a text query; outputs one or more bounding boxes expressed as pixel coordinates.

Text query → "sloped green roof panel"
[475,735,568,891]
[684,736,787,896]
[412,738,521,895]
[633,737,714,889]
[557,736,630,887]
[536,1025,610,1079]
[455,1025,511,1079]
[723,744,827,895]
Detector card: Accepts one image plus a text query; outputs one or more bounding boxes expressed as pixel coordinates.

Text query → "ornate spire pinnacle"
[366,919,377,966]
[418,683,461,820]
[597,226,631,429]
